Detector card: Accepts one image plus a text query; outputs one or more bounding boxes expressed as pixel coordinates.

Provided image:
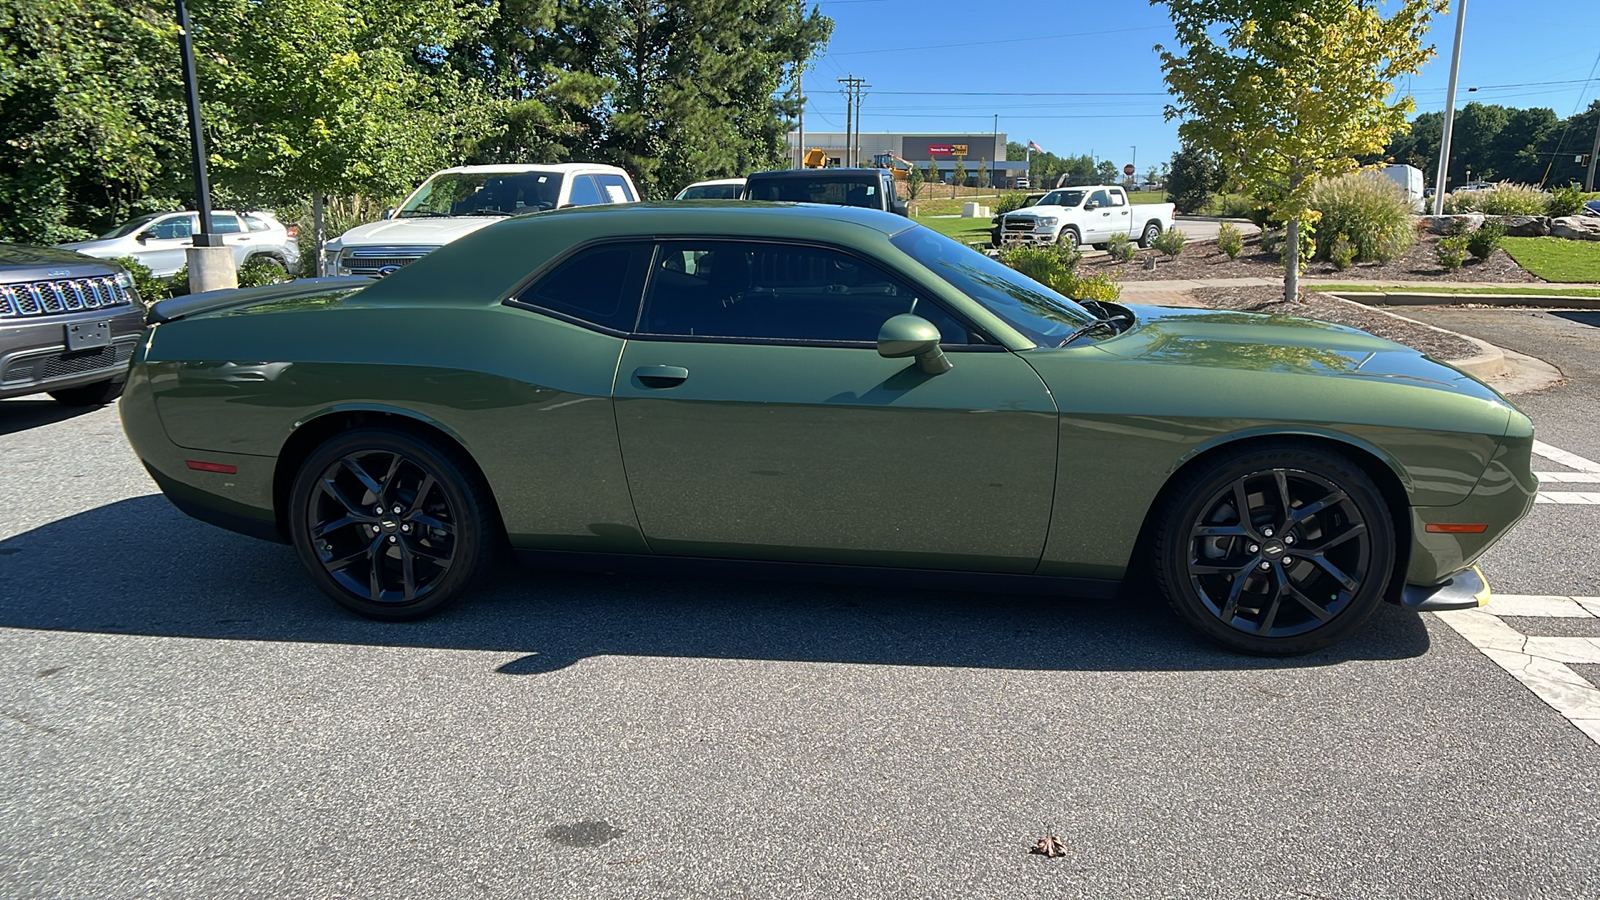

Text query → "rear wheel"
[1152,443,1395,655]
[288,428,498,620]
[49,377,125,407]
[1138,221,1163,248]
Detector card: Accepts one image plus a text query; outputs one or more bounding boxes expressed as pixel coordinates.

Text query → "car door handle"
[633,365,689,388]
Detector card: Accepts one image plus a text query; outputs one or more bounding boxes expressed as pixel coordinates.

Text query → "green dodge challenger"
[119,203,1536,654]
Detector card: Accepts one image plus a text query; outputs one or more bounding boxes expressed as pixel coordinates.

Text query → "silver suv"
[0,244,146,406]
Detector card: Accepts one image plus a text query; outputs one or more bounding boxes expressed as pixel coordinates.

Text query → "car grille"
[1001,215,1040,233]
[1,340,136,385]
[0,276,135,319]
[341,246,437,278]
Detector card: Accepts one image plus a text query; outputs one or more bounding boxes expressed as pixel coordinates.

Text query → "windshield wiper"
[1057,314,1131,348]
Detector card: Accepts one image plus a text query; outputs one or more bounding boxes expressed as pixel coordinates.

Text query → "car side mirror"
[877,314,952,375]
[382,207,395,220]
[136,231,152,243]
[1085,200,1100,210]
[891,200,909,217]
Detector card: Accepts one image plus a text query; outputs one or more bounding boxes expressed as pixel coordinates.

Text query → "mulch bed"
[1087,233,1542,284]
[1188,285,1482,360]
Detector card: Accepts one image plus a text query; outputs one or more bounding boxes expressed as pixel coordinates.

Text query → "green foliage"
[926,159,941,187]
[1546,183,1586,218]
[1156,0,1443,301]
[906,163,923,200]
[238,258,290,287]
[1328,235,1355,270]
[1151,228,1187,258]
[1501,236,1600,283]
[1166,145,1223,214]
[1217,222,1244,259]
[1441,183,1547,216]
[1309,170,1417,263]
[997,244,1118,301]
[1436,235,1468,270]
[1219,195,1256,219]
[951,157,967,197]
[1105,232,1136,263]
[115,256,170,305]
[168,264,191,296]
[1065,271,1123,303]
[1095,160,1119,184]
[994,191,1029,214]
[1379,100,1598,191]
[1466,220,1505,260]
[1005,142,1100,188]
[977,158,988,189]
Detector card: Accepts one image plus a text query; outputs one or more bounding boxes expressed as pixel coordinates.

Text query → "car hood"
[1,243,127,278]
[332,216,509,248]
[1076,304,1505,400]
[1004,204,1073,217]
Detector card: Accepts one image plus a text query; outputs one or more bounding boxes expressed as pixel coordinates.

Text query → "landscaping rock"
[1550,216,1600,242]
[1416,214,1484,235]
[1499,215,1551,237]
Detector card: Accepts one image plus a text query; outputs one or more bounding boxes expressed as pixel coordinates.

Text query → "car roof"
[746,168,886,180]
[684,178,747,187]
[430,163,632,176]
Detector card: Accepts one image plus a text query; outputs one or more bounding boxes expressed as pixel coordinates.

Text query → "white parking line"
[1534,492,1600,504]
[1534,472,1600,483]
[1436,595,1600,745]
[1532,440,1600,473]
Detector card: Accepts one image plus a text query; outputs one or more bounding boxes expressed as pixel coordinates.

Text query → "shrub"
[994,191,1029,214]
[1466,220,1504,260]
[1328,234,1355,270]
[168,264,191,296]
[114,256,170,305]
[238,258,291,287]
[1217,222,1244,259]
[998,245,1120,302]
[1442,182,1547,216]
[1436,235,1468,270]
[1219,194,1255,220]
[1309,171,1417,263]
[1151,227,1187,258]
[1166,145,1223,214]
[1060,271,1121,303]
[1547,183,1585,218]
[1105,232,1136,262]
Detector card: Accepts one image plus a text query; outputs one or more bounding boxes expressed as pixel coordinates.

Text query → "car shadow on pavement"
[0,398,100,436]
[1552,311,1600,329]
[0,496,1432,672]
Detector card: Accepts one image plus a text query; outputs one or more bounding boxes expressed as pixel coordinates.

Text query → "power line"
[829,25,1167,56]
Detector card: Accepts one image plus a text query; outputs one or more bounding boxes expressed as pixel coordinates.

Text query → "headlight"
[1038,217,1059,227]
[321,249,342,274]
[113,271,133,289]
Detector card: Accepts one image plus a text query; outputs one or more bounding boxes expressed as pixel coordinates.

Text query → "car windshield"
[101,214,162,239]
[890,227,1096,348]
[678,183,743,200]
[1039,190,1085,207]
[399,171,566,217]
[747,177,878,208]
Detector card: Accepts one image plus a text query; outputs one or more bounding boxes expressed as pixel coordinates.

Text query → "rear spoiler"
[148,276,373,324]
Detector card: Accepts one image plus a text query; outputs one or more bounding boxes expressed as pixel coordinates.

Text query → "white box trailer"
[1381,164,1425,211]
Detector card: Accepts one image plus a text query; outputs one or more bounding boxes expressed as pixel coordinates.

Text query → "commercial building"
[786,132,1029,187]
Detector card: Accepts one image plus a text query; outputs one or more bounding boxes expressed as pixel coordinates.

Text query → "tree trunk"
[313,191,326,277]
[1283,215,1300,303]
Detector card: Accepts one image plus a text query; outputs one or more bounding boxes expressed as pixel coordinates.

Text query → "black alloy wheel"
[1153,444,1395,655]
[288,428,498,620]
[1058,226,1080,249]
[1139,222,1162,248]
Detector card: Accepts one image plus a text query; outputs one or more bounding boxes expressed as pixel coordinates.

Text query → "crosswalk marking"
[1531,443,1600,504]
[1534,471,1600,483]
[1534,492,1600,504]
[1437,595,1600,745]
[1532,440,1600,473]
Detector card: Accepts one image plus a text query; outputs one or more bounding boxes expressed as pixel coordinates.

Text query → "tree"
[1145,166,1160,185]
[1094,159,1119,184]
[906,160,923,200]
[1156,0,1444,301]
[952,155,967,197]
[1166,145,1223,214]
[926,158,941,188]
[977,157,988,189]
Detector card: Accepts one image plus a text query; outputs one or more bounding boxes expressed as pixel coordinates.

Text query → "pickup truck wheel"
[1139,221,1163,248]
[1057,227,1080,250]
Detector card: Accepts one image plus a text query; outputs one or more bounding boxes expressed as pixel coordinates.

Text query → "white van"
[323,163,638,277]
[1381,164,1425,211]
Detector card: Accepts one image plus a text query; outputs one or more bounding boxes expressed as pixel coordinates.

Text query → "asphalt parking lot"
[3,307,1598,898]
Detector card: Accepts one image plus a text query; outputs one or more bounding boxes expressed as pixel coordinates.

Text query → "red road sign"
[1123,164,1136,176]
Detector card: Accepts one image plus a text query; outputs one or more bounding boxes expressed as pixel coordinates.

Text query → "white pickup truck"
[992,185,1175,250]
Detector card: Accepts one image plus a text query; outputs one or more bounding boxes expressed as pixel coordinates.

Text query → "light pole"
[175,0,236,291]
[1431,0,1466,214]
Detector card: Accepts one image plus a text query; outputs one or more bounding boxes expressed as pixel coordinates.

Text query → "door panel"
[613,341,1059,572]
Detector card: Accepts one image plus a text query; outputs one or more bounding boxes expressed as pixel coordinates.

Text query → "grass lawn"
[915,214,993,244]
[907,195,1000,216]
[1500,237,1600,283]
[1127,191,1167,204]
[1308,283,1600,299]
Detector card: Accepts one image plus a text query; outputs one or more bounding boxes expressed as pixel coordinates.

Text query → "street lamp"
[175,0,236,291]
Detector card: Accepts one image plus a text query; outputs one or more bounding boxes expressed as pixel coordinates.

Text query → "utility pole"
[1432,0,1466,214]
[838,75,866,167]
[1131,145,1137,184]
[174,0,235,291]
[854,80,868,167]
[1586,111,1600,192]
[796,62,804,169]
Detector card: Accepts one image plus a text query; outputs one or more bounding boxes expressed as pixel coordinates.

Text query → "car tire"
[1057,227,1080,250]
[288,427,499,621]
[1138,221,1163,249]
[1151,443,1395,655]
[48,377,126,407]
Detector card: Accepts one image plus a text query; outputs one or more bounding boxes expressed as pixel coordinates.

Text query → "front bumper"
[0,307,146,399]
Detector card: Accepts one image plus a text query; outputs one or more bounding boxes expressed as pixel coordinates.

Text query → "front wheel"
[1057,227,1080,250]
[1151,444,1395,655]
[288,428,499,620]
[49,377,125,407]
[1138,222,1163,248]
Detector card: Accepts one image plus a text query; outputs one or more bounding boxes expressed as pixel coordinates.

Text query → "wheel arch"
[1132,430,1413,602]
[272,406,501,543]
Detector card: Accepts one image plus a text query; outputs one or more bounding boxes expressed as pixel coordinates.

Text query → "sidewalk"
[1118,276,1600,308]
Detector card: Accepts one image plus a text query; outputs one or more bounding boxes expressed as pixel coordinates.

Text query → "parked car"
[323,163,638,278]
[992,185,1175,250]
[58,210,300,279]
[675,178,746,200]
[743,168,908,216]
[2,244,146,405]
[120,203,1534,655]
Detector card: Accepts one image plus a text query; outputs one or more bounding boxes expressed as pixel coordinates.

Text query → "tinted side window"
[594,173,636,203]
[151,216,195,240]
[1088,190,1110,207]
[243,215,273,232]
[638,241,971,344]
[566,175,605,207]
[747,178,875,207]
[211,214,243,234]
[1107,190,1126,207]
[519,242,651,332]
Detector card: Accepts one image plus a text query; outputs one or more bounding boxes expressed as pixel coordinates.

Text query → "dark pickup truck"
[1,244,145,406]
[743,168,909,216]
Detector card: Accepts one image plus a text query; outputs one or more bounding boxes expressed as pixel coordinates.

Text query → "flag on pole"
[1028,140,1043,153]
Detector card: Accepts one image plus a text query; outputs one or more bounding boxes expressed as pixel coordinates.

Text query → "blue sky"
[802,0,1600,173]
